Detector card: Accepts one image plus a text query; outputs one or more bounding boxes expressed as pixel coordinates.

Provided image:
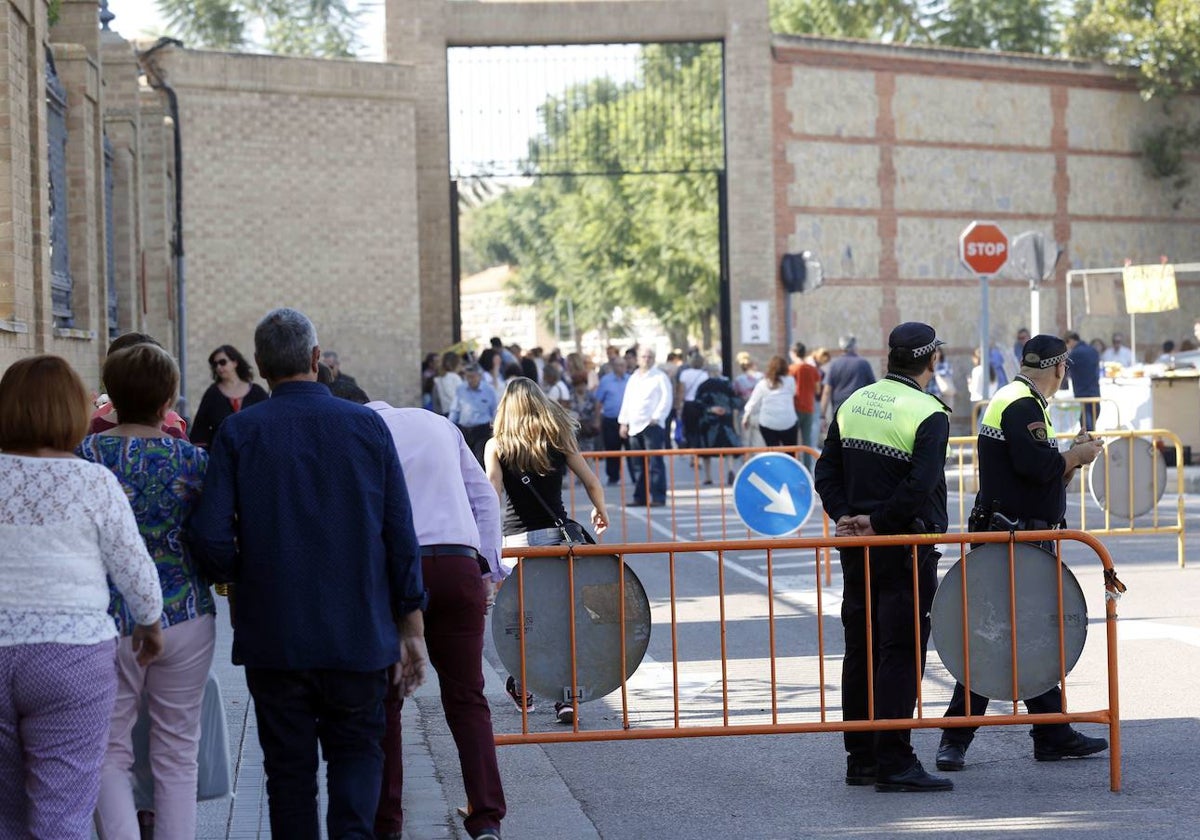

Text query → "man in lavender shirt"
[366,401,506,840]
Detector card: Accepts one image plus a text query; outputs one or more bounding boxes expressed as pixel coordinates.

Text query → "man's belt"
[420,544,489,576]
[969,503,1063,533]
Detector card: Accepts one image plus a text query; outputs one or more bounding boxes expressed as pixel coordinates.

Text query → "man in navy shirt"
[188,308,427,840]
[593,355,630,484]
[1064,331,1101,431]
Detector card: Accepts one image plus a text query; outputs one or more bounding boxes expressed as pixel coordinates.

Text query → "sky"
[108,1,389,60]
[110,2,643,177]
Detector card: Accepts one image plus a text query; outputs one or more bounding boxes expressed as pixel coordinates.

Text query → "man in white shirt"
[1100,332,1134,368]
[366,402,506,840]
[617,346,674,506]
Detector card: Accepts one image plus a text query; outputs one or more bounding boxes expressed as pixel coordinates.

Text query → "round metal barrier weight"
[1088,435,1167,519]
[492,554,651,703]
[931,541,1088,701]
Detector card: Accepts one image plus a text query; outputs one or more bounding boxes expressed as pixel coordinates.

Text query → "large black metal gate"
[447,42,730,371]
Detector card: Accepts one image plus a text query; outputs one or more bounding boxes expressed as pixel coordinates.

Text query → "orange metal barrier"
[571,445,834,583]
[948,429,1187,567]
[496,530,1124,792]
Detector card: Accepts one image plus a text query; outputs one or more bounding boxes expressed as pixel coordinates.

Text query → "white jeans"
[94,615,216,840]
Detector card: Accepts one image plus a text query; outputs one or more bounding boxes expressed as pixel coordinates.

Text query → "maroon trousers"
[375,554,506,838]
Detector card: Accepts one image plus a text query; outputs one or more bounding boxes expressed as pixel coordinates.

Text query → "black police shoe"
[875,760,954,792]
[845,757,878,786]
[1034,730,1108,762]
[935,738,968,771]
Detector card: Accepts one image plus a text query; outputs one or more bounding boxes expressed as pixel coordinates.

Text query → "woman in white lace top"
[0,355,163,840]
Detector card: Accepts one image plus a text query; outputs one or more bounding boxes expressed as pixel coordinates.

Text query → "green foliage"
[463,44,723,347]
[770,0,1062,53]
[153,0,360,57]
[928,0,1061,54]
[1065,0,1200,100]
[769,0,931,43]
[1065,1,1200,191]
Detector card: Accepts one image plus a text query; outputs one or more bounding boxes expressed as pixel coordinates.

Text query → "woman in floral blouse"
[78,343,216,840]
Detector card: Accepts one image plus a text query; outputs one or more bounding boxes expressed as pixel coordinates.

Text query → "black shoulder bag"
[518,474,596,546]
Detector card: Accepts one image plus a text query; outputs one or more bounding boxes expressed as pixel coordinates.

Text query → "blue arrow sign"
[732,452,815,537]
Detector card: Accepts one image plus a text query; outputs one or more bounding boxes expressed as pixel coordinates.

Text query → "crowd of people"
[427,335,844,486]
[1,319,1123,836]
[0,312,505,840]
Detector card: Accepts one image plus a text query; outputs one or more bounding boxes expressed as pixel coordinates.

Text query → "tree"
[770,0,931,43]
[769,0,1062,54]
[1065,1,1200,188]
[928,0,1061,55]
[154,0,360,57]
[463,43,724,350]
[1065,0,1200,101]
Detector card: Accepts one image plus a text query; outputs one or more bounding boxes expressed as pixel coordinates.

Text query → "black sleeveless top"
[499,449,568,535]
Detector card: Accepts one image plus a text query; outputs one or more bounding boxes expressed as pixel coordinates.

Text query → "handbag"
[132,670,232,808]
[518,473,596,546]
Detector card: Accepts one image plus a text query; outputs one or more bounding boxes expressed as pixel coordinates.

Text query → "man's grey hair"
[255,308,319,381]
[462,363,482,375]
[321,350,339,362]
[839,335,857,352]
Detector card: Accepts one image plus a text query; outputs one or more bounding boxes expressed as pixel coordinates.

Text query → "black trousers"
[600,416,624,482]
[246,667,388,840]
[940,521,1074,748]
[940,683,1072,748]
[840,545,938,775]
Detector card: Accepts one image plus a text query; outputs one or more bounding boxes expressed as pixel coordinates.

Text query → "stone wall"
[0,2,176,398]
[773,36,1200,423]
[154,48,422,412]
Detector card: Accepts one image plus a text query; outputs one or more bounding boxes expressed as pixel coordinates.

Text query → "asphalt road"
[446,472,1200,840]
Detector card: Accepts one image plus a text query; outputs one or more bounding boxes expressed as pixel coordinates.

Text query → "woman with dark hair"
[421,352,439,411]
[742,355,799,448]
[78,344,216,839]
[675,350,709,449]
[0,356,163,839]
[91,332,189,439]
[190,345,268,447]
[695,363,742,479]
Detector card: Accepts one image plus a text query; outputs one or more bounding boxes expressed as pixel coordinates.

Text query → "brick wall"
[155,49,422,412]
[773,36,1200,422]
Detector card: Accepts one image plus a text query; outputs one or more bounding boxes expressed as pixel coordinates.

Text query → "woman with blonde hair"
[484,377,609,724]
[733,351,763,449]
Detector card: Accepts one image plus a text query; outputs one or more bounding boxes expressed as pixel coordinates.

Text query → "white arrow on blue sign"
[732,452,815,537]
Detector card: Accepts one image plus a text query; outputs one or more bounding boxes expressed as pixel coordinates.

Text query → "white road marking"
[621,506,842,613]
[1117,619,1200,647]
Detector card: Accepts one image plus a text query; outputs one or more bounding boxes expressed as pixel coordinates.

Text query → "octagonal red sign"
[959,221,1009,276]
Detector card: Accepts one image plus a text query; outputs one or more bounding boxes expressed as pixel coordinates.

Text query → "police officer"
[935,334,1107,772]
[815,322,953,793]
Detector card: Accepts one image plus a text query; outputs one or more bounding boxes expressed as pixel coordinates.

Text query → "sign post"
[959,221,1009,386]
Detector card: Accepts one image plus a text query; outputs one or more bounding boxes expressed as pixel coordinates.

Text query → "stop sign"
[959,221,1009,275]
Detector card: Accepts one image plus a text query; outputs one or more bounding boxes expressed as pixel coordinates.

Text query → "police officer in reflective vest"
[936,334,1107,772]
[815,322,953,792]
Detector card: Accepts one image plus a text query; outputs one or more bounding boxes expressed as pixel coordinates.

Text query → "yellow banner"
[1123,263,1179,314]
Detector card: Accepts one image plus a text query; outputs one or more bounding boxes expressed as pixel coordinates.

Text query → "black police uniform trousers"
[840,543,938,775]
[940,524,1074,749]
